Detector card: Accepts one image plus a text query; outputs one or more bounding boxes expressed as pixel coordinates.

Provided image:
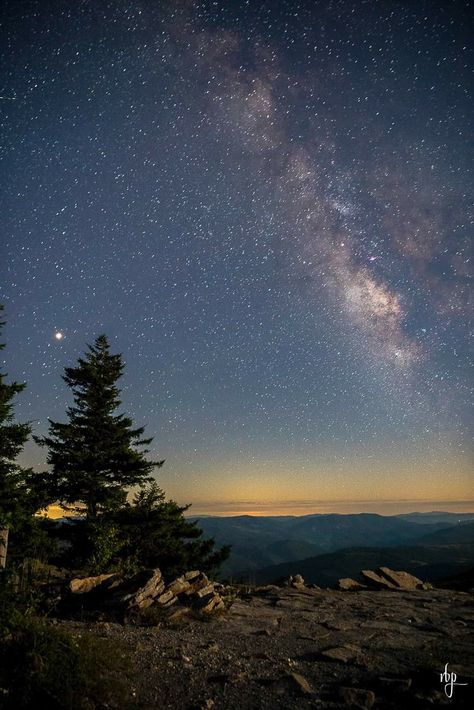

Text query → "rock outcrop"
[336,577,366,591]
[69,572,119,595]
[58,582,474,709]
[377,567,424,590]
[361,569,398,589]
[337,567,427,591]
[67,568,225,618]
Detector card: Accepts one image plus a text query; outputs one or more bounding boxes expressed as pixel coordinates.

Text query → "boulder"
[337,577,366,591]
[289,672,314,695]
[167,576,191,596]
[184,572,211,595]
[69,573,119,595]
[291,574,305,587]
[118,569,165,610]
[195,583,217,599]
[195,592,225,613]
[338,687,375,708]
[377,567,424,590]
[361,570,397,590]
[155,589,177,607]
[321,645,360,663]
[280,574,305,588]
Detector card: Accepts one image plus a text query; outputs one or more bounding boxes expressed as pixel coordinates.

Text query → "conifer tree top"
[0,305,32,526]
[34,334,164,518]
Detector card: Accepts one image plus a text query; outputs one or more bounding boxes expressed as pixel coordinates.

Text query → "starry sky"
[1,0,472,516]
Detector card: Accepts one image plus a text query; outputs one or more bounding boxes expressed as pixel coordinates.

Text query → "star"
[1,0,471,515]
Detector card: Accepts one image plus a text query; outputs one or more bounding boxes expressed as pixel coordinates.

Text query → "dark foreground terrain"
[59,585,473,709]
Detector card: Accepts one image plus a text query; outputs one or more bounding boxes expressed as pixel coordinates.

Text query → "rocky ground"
[59,584,474,709]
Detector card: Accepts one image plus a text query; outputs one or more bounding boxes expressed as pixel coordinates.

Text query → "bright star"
[54,332,64,340]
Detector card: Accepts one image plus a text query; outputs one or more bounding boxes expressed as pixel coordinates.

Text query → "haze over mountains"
[191,512,474,581]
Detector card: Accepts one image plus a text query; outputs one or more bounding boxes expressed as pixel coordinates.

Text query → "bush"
[0,616,131,709]
[0,569,42,638]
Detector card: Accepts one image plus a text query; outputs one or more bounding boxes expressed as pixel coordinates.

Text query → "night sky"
[1,0,472,515]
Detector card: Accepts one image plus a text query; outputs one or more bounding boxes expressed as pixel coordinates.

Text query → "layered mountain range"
[190,512,474,585]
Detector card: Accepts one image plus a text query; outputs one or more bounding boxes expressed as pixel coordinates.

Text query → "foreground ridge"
[57,569,473,709]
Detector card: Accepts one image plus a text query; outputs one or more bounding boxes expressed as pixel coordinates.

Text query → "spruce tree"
[0,306,32,568]
[34,335,164,519]
[111,481,230,578]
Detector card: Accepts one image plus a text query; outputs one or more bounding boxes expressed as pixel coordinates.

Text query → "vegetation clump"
[0,307,230,707]
[0,613,131,709]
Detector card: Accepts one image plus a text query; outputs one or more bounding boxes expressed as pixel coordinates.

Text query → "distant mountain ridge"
[240,542,474,587]
[190,511,474,576]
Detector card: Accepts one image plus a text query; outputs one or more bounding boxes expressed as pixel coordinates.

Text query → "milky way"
[1,0,472,512]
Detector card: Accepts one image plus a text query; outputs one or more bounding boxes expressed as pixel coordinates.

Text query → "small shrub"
[0,617,132,709]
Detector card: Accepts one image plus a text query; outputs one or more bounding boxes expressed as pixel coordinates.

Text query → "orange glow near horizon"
[184,498,474,517]
[41,498,474,519]
[155,449,474,517]
[33,449,473,519]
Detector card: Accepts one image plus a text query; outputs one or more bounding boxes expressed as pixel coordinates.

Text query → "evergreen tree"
[0,306,32,568]
[110,481,230,578]
[34,335,164,519]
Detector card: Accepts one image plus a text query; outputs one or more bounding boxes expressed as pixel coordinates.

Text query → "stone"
[69,573,119,595]
[195,583,217,598]
[156,589,176,606]
[289,672,314,695]
[131,572,165,609]
[184,570,201,581]
[321,646,360,663]
[337,577,366,591]
[197,593,225,613]
[338,687,375,708]
[292,574,305,587]
[119,569,165,610]
[167,576,191,595]
[361,570,397,589]
[377,567,424,590]
[184,572,211,595]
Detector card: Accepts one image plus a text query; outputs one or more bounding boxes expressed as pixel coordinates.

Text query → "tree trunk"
[0,527,9,569]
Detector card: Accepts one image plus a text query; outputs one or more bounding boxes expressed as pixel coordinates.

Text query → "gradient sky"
[1,0,472,515]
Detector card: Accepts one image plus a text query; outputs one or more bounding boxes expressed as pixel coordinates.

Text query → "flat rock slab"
[321,645,361,663]
[377,567,424,590]
[361,570,397,589]
[337,577,367,591]
[289,671,314,695]
[69,573,119,595]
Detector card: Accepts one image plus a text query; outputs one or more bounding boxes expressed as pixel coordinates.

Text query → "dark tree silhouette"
[110,481,230,578]
[34,335,164,519]
[0,306,32,568]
